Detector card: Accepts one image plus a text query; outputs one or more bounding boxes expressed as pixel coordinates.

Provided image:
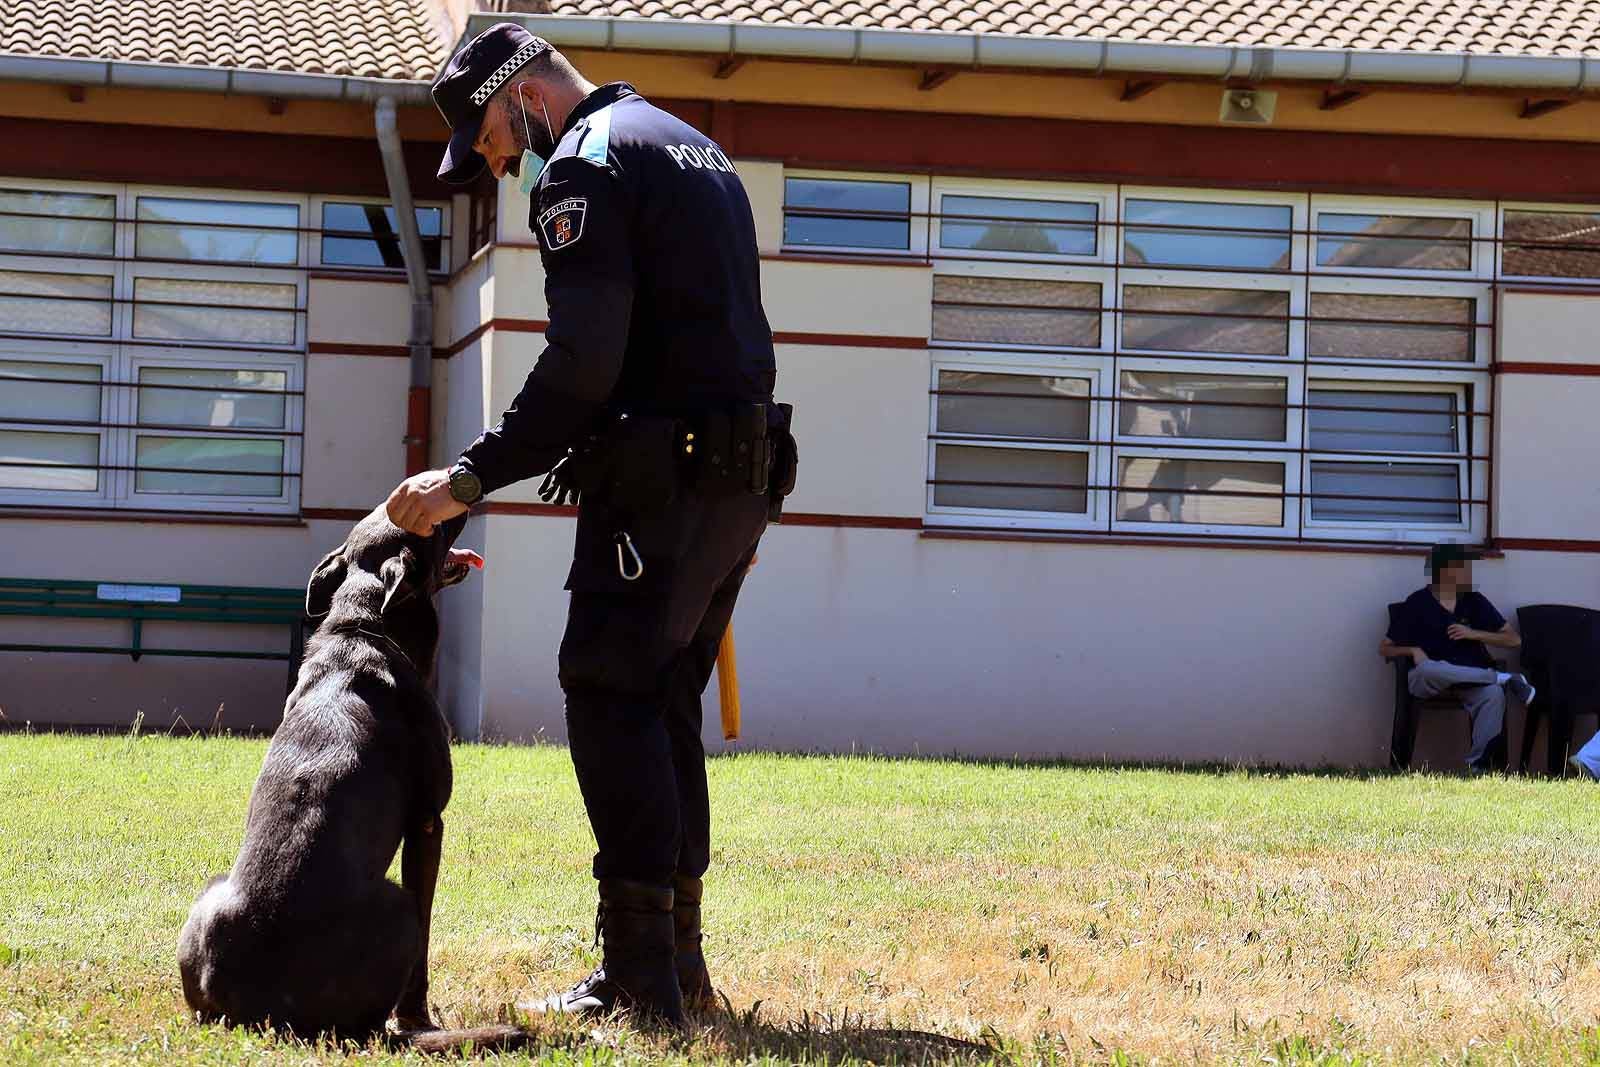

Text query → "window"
[770,172,1521,543]
[1311,197,1491,278]
[1115,454,1287,529]
[932,275,1102,349]
[0,180,307,514]
[1117,369,1288,442]
[938,195,1096,256]
[0,188,114,255]
[320,202,446,272]
[1122,198,1293,270]
[1122,283,1291,357]
[1501,206,1600,278]
[782,173,926,254]
[927,357,1105,528]
[1302,381,1473,530]
[135,197,299,266]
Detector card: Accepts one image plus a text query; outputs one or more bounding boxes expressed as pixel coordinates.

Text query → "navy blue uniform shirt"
[1388,587,1505,669]
[459,82,777,495]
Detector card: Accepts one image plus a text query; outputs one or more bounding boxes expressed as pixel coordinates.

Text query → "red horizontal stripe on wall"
[440,316,925,355]
[773,331,927,350]
[440,318,550,357]
[307,342,413,359]
[1494,362,1600,376]
[1494,537,1600,553]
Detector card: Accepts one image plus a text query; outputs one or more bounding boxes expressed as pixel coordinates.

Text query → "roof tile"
[1,0,450,79]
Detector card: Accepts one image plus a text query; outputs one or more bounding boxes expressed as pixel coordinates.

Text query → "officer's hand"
[385,468,467,537]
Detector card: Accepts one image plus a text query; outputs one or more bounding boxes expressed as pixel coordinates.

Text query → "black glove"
[538,452,582,507]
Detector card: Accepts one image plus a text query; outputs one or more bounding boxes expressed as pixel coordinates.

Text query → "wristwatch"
[447,463,483,506]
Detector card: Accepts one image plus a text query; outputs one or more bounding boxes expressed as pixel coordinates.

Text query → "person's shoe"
[672,874,717,1015]
[527,879,684,1028]
[1506,673,1537,706]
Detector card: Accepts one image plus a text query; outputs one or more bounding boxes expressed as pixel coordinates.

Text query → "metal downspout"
[373,96,435,476]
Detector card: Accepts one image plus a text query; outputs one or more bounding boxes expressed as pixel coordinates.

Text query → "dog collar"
[324,621,419,674]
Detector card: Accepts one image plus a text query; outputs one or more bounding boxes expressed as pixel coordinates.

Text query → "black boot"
[537,878,684,1027]
[673,874,717,1014]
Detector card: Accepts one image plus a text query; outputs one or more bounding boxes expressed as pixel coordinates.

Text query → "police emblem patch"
[538,197,588,250]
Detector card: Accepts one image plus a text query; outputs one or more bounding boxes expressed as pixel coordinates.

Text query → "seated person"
[1379,544,1535,773]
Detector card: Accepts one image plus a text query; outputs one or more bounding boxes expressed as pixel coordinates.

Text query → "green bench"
[0,577,306,692]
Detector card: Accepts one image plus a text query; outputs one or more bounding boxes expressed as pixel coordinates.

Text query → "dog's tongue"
[448,549,485,570]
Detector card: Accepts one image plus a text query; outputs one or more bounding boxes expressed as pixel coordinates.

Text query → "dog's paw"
[388,1013,440,1036]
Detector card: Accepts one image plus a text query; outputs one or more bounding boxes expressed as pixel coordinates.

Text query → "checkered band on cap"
[471,40,544,106]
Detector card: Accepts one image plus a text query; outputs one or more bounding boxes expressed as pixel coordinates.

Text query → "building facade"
[2,1,1598,768]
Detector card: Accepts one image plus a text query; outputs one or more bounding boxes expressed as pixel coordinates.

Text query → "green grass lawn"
[3,732,1600,1065]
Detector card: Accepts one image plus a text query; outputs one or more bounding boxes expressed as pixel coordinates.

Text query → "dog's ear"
[304,546,348,619]
[379,548,421,620]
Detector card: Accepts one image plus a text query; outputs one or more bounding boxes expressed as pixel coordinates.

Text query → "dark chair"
[1515,604,1600,776]
[1386,601,1478,770]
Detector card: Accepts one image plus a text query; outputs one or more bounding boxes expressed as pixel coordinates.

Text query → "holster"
[540,413,683,517]
[767,403,798,523]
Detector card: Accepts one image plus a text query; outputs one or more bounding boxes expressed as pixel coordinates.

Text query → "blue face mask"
[517,150,544,195]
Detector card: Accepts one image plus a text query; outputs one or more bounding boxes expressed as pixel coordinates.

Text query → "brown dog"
[178,507,482,1038]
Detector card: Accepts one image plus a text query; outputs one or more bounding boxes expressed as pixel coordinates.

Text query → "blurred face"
[472,91,529,180]
[1438,559,1471,587]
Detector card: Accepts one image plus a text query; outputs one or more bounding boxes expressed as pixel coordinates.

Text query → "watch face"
[450,468,482,503]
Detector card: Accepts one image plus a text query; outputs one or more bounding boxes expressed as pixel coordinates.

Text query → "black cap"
[1428,542,1482,576]
[431,23,550,184]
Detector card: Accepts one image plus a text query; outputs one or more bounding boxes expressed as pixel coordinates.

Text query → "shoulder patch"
[538,197,588,250]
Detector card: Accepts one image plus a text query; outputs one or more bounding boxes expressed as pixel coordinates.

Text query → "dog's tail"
[394,1024,535,1055]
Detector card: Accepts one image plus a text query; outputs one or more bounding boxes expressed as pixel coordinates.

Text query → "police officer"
[384,24,791,1027]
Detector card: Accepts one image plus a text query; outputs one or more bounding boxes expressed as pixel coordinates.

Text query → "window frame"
[926,350,1110,531]
[930,258,1114,355]
[1112,356,1303,452]
[1310,194,1495,281]
[1118,186,1307,274]
[1306,274,1491,371]
[0,339,117,507]
[1496,199,1600,283]
[120,346,303,514]
[1110,444,1300,539]
[128,187,306,269]
[310,195,452,274]
[1298,371,1483,543]
[1117,267,1304,361]
[929,176,1116,265]
[780,169,930,258]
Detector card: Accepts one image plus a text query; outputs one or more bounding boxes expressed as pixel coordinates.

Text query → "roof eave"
[0,52,434,104]
[458,13,1600,96]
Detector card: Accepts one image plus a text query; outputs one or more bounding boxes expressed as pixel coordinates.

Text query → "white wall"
[461,509,1600,766]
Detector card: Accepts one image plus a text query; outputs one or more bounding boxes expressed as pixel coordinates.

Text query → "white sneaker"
[1507,673,1537,706]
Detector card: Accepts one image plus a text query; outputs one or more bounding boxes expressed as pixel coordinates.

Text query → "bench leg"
[1390,665,1417,770]
[286,617,306,695]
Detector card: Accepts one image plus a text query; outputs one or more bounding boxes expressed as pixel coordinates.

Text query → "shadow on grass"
[696,1008,1002,1066]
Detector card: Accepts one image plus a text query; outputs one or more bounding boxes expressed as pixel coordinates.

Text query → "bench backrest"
[0,578,303,625]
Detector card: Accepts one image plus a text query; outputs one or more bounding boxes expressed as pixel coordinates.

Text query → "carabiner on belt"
[614,531,644,582]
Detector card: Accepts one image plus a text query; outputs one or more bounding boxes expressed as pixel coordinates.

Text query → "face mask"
[512,86,556,195]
